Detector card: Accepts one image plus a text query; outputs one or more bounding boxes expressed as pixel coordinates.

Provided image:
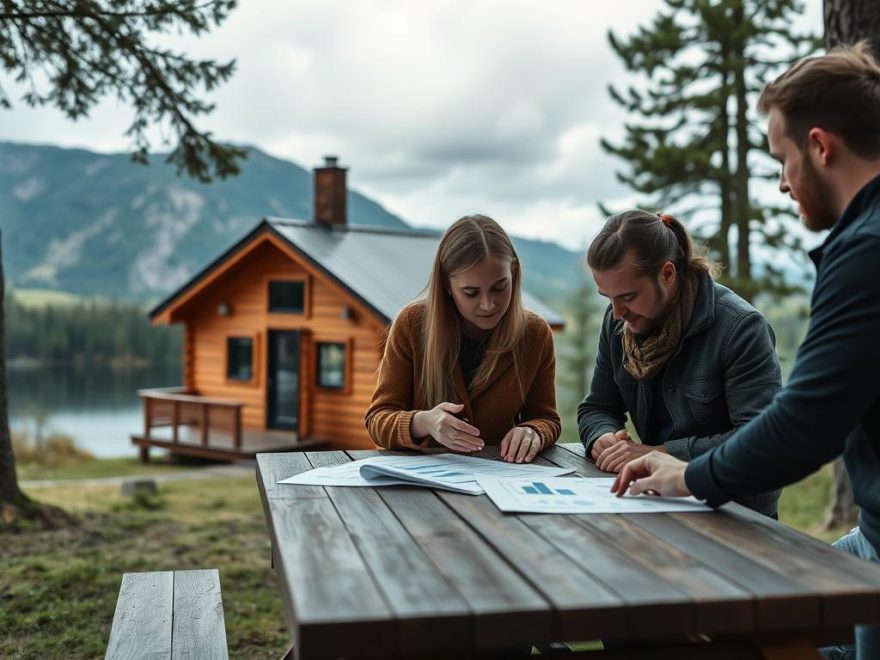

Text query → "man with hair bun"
[578,208,782,517]
[612,42,880,659]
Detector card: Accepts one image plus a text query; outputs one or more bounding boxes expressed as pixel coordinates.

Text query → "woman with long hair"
[365,214,560,463]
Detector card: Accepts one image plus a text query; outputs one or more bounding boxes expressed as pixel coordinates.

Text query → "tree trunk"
[824,0,880,51]
[0,231,69,528]
[732,0,752,300]
[821,0,880,531]
[717,38,733,273]
[0,232,28,512]
[822,457,859,531]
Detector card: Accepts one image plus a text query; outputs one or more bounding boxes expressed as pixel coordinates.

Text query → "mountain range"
[0,141,584,308]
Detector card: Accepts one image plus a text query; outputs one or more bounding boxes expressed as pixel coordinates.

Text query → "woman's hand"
[500,426,541,463]
[411,403,483,453]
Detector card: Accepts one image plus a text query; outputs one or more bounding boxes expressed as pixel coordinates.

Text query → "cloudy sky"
[0,0,822,250]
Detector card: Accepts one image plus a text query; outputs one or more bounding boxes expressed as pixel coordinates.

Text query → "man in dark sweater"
[613,43,880,659]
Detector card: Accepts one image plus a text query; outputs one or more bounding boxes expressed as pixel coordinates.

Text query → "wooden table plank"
[730,504,880,588]
[260,445,880,658]
[433,487,628,641]
[542,442,757,634]
[305,450,472,656]
[541,442,605,477]
[687,507,880,629]
[256,452,395,659]
[571,512,755,634]
[551,439,880,633]
[523,510,722,640]
[626,513,821,632]
[106,571,173,660]
[171,569,229,660]
[348,449,554,650]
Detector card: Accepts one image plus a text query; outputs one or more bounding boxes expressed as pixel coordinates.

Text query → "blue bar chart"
[476,476,713,514]
[521,482,575,496]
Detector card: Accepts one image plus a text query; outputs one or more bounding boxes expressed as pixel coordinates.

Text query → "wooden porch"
[131,387,327,463]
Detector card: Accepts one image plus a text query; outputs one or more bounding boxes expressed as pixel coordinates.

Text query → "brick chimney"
[314,155,347,227]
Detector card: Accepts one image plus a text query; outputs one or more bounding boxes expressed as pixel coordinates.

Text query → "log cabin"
[132,157,564,462]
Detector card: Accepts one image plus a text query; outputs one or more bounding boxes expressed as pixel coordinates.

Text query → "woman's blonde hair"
[418,214,527,407]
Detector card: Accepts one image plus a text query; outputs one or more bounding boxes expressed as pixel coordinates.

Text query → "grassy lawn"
[1,453,847,658]
[1,471,288,659]
[779,462,852,543]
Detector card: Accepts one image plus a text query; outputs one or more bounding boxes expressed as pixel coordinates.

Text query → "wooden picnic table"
[256,443,880,659]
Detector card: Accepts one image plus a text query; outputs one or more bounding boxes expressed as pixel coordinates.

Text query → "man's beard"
[797,156,838,232]
[633,282,676,338]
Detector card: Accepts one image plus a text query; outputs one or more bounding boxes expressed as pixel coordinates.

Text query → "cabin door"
[267,330,301,432]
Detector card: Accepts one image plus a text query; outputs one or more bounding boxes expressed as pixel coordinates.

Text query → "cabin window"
[316,342,346,389]
[268,280,305,313]
[227,337,254,381]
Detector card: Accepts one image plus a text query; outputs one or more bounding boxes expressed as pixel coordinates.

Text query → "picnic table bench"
[105,568,228,660]
[256,443,880,659]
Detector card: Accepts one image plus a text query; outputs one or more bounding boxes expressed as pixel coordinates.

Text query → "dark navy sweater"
[686,174,880,552]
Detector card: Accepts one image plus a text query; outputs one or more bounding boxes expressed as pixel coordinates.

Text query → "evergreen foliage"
[602,0,818,298]
[554,271,598,443]
[0,0,242,525]
[0,0,245,182]
[5,293,181,365]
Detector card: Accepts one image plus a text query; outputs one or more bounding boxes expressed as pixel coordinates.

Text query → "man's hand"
[590,429,632,462]
[611,452,691,498]
[596,441,666,473]
[500,426,541,463]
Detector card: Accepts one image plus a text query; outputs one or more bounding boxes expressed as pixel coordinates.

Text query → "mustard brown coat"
[365,302,561,450]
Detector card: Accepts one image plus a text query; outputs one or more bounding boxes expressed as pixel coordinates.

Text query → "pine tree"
[0,0,245,182]
[602,0,817,300]
[0,0,242,528]
[555,272,597,443]
[825,0,880,51]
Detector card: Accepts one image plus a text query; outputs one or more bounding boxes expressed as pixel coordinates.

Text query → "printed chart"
[477,476,713,513]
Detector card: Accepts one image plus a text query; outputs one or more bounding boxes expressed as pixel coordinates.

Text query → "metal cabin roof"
[266,218,566,327]
[150,217,565,328]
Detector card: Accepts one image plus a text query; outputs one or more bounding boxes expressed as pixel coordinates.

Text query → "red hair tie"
[659,213,674,226]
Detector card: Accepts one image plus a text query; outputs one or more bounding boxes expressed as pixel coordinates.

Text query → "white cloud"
[0,0,824,248]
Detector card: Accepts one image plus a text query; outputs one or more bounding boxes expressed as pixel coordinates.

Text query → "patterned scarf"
[622,273,699,381]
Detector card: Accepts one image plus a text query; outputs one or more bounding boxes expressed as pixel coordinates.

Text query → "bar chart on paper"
[511,480,601,509]
[477,476,713,514]
[520,482,577,496]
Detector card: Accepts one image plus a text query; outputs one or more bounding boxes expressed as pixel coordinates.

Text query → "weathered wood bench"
[105,569,229,659]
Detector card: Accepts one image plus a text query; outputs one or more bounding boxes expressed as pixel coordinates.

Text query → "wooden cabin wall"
[180,239,384,449]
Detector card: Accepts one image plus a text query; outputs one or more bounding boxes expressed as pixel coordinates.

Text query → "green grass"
[0,455,847,658]
[778,462,852,543]
[1,474,288,659]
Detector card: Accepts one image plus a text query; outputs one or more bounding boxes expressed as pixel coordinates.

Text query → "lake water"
[8,364,182,458]
[8,358,798,459]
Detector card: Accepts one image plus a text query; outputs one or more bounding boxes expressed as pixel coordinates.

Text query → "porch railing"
[137,387,245,450]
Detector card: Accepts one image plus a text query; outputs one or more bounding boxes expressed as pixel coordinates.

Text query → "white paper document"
[477,476,713,513]
[278,454,575,495]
